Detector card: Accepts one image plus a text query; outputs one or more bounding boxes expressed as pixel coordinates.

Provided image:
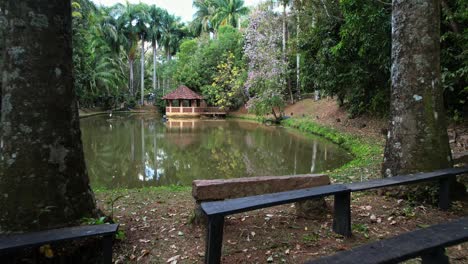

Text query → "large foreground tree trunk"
[0,0,96,232]
[382,0,452,177]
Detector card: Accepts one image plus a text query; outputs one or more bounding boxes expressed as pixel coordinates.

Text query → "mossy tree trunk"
[382,0,452,177]
[0,0,96,232]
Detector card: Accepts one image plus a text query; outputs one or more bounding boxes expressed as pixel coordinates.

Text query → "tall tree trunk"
[140,38,145,105]
[166,49,171,62]
[382,0,451,177]
[296,11,301,98]
[0,0,96,232]
[153,42,157,93]
[129,59,134,96]
[283,3,294,104]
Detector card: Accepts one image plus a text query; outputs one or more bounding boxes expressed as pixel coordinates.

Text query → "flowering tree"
[205,52,245,110]
[244,6,287,121]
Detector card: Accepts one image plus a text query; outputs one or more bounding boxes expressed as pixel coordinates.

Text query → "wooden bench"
[0,224,119,263]
[202,184,350,264]
[201,167,468,264]
[306,216,468,264]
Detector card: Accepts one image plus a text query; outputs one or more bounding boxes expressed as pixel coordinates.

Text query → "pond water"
[80,113,353,189]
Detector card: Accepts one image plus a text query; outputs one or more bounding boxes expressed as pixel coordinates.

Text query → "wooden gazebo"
[162,85,226,117]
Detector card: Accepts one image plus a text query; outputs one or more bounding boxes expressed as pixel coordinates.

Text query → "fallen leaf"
[167,255,180,263]
[137,249,150,261]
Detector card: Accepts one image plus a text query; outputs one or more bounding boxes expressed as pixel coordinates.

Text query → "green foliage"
[299,0,391,116]
[173,25,245,97]
[191,0,249,36]
[81,216,126,240]
[81,216,107,225]
[441,0,468,121]
[302,232,319,243]
[203,52,246,109]
[72,0,129,108]
[352,223,369,238]
[297,0,467,118]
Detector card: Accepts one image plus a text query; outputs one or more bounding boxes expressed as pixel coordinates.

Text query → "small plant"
[115,230,126,240]
[107,194,125,220]
[402,206,415,217]
[80,216,126,241]
[302,233,319,243]
[81,216,107,225]
[352,223,369,238]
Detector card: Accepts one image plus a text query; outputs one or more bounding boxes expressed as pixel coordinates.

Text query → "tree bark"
[296,11,301,97]
[129,59,134,96]
[0,0,96,232]
[382,0,452,177]
[153,42,157,93]
[140,37,145,105]
[282,3,294,104]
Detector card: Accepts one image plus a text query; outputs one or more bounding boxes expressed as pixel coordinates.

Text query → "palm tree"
[191,0,248,37]
[104,2,144,98]
[160,13,185,61]
[211,0,249,29]
[191,0,216,36]
[132,3,150,105]
[148,5,164,93]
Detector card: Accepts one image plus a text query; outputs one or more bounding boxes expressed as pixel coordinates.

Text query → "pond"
[80,113,353,189]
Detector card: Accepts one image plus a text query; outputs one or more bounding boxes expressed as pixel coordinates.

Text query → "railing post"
[438,177,451,210]
[333,191,352,237]
[102,234,114,264]
[205,214,225,264]
[421,247,449,264]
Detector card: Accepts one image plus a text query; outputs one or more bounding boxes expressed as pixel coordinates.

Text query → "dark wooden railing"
[201,167,468,264]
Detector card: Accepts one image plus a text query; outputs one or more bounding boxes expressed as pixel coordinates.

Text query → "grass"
[93,184,191,194]
[281,117,384,182]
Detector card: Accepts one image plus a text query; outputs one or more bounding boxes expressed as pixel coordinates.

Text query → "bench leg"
[333,192,352,237]
[102,235,114,264]
[205,215,225,264]
[438,177,451,211]
[421,247,449,264]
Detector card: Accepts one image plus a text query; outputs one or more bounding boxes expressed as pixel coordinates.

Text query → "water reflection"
[80,113,353,189]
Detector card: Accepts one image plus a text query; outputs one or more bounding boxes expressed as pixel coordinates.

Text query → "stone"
[192,174,330,201]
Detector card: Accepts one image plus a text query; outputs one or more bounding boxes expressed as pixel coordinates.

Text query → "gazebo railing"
[166,107,226,114]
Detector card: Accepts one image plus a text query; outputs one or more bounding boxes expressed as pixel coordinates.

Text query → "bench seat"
[0,224,119,263]
[306,217,468,264]
[201,184,348,216]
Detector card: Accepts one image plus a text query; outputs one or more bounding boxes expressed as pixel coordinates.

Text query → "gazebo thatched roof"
[162,85,203,100]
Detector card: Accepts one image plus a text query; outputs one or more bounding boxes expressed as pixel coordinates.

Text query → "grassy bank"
[226,114,384,183]
[282,117,383,182]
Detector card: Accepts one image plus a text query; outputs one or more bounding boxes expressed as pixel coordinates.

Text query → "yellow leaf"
[40,244,54,258]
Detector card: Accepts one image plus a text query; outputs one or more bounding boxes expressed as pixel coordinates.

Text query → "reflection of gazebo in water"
[162,85,226,117]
